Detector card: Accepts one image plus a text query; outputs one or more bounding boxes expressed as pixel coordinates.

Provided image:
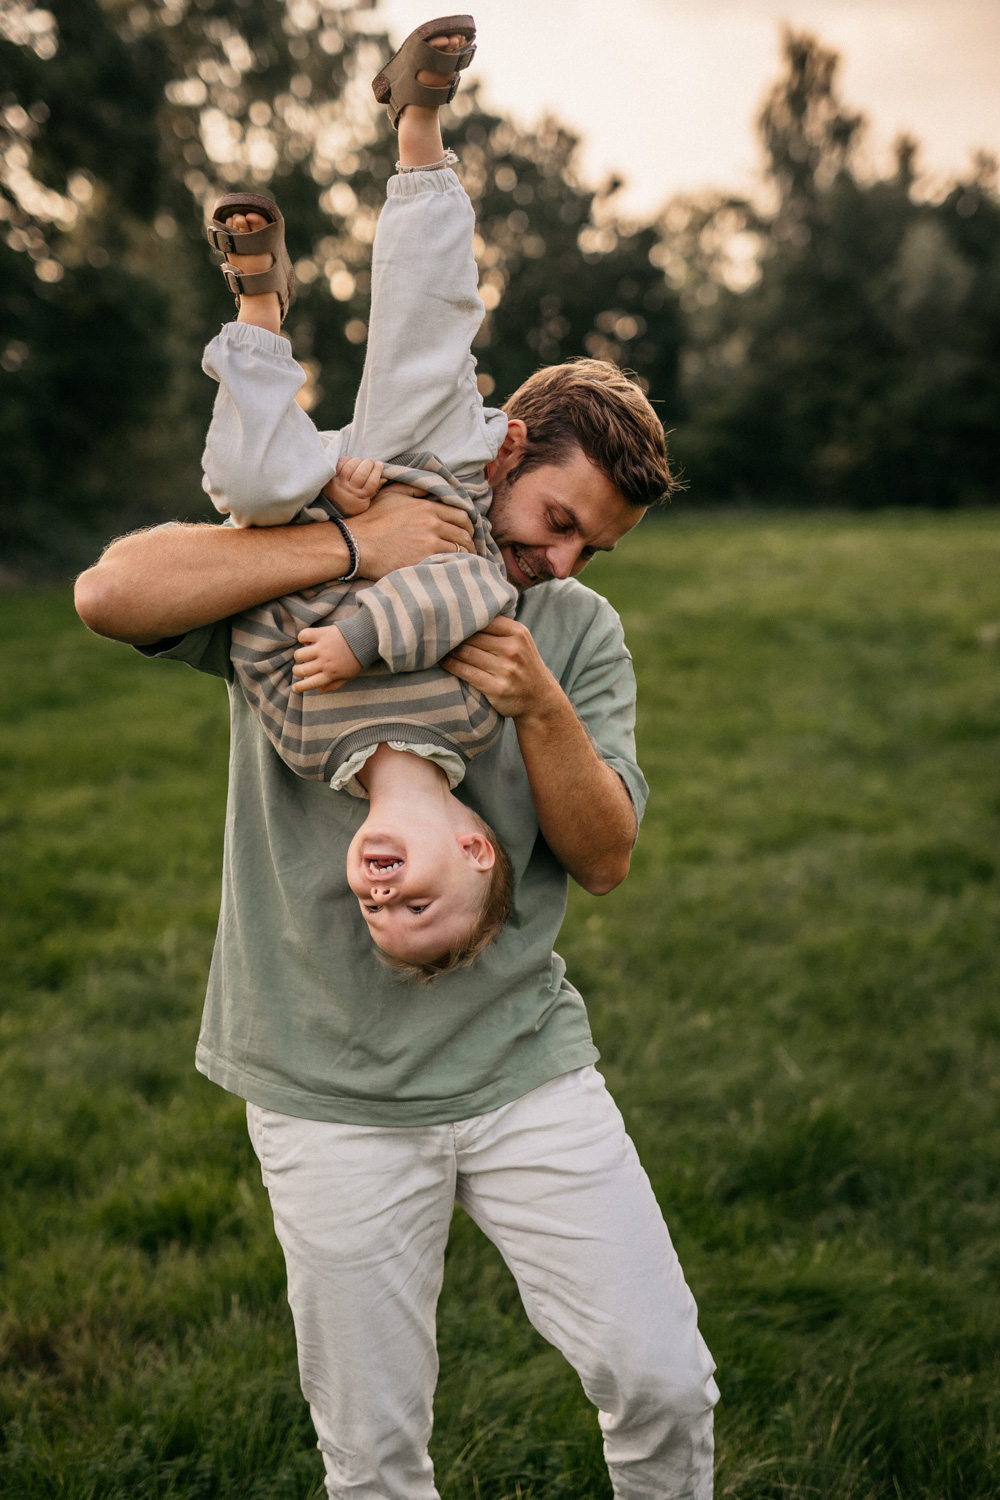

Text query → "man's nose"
[544,542,582,581]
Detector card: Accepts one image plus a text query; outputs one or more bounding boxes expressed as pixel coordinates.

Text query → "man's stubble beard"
[487,472,551,592]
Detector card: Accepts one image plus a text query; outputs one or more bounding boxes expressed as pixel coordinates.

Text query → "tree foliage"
[0,0,684,569]
[670,31,1000,506]
[0,11,996,570]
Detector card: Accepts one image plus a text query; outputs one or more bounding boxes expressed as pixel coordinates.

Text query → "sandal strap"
[383,75,463,123]
[372,13,477,130]
[207,217,285,257]
[219,262,290,301]
[409,36,476,75]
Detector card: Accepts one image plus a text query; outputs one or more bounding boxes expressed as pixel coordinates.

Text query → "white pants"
[202,168,508,527]
[247,1066,718,1499]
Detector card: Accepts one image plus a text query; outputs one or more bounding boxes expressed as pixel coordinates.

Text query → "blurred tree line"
[1,3,997,572]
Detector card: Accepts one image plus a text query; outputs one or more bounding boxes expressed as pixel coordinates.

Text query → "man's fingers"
[448,510,476,539]
[441,655,489,688]
[473,615,522,637]
[439,532,475,554]
[376,482,427,499]
[445,640,506,670]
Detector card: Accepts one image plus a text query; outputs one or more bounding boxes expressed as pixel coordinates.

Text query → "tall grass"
[2,512,999,1497]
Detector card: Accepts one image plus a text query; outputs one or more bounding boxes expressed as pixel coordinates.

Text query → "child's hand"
[323,456,384,517]
[292,625,364,694]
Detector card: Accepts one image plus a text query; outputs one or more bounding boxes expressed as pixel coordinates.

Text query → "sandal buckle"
[209,224,238,254]
[221,263,244,295]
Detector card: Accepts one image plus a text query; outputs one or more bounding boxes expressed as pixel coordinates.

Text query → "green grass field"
[2,511,999,1498]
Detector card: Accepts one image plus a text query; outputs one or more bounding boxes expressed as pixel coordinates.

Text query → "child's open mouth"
[365,856,404,874]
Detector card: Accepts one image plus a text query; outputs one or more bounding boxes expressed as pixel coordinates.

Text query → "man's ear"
[485,419,527,485]
[457,832,496,871]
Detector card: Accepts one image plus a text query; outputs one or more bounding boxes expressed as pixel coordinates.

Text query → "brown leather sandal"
[205,192,295,323]
[372,15,476,130]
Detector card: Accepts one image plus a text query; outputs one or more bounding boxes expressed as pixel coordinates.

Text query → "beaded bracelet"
[396,149,459,174]
[332,516,361,581]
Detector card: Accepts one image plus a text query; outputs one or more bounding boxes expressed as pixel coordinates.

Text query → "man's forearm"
[75,488,478,646]
[74,521,351,644]
[441,617,637,894]
[515,695,636,897]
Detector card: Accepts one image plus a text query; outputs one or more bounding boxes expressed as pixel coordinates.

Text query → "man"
[75,55,717,1483]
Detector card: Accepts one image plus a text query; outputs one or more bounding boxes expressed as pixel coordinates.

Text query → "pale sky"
[371,0,1000,216]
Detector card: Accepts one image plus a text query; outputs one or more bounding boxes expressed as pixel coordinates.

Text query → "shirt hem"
[194,1039,600,1126]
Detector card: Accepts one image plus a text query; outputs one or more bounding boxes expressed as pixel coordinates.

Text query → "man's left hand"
[442,617,561,721]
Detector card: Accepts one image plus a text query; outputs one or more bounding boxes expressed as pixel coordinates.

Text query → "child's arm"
[201,324,342,527]
[291,549,517,694]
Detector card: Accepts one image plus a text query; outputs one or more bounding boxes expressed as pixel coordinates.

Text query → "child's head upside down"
[346,744,513,980]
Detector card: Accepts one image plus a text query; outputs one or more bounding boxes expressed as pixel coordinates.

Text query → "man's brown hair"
[503,357,676,508]
[378,814,514,983]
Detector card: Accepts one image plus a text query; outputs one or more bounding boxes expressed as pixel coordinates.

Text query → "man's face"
[487,445,644,590]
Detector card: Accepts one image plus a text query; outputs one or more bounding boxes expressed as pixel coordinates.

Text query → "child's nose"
[371,882,395,900]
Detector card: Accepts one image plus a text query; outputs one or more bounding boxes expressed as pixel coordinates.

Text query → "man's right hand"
[353,483,474,579]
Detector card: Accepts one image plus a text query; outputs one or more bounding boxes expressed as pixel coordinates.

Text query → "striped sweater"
[230,452,517,785]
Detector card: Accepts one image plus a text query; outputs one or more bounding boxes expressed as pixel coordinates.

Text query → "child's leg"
[216,33,454,336]
[202,196,343,527]
[201,322,341,528]
[340,35,502,476]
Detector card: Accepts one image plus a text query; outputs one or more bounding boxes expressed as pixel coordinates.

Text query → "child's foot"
[220,210,282,333]
[222,211,273,280]
[397,32,470,168]
[206,192,293,331]
[372,16,475,142]
[413,32,469,96]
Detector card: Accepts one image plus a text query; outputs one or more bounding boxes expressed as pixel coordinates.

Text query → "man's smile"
[506,544,547,588]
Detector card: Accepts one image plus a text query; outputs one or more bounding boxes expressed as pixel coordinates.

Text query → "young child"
[201,17,518,979]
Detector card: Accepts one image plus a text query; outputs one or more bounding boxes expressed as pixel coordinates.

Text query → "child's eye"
[408,904,428,914]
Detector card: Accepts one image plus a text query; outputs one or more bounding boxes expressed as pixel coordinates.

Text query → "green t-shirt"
[143,578,648,1125]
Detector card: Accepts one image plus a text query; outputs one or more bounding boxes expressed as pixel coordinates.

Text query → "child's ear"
[457,832,495,871]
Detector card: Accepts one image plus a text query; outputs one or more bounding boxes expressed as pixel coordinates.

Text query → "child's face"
[347,814,493,964]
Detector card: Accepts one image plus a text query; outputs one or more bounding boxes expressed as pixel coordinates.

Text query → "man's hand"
[292,624,363,694]
[442,616,562,722]
[444,617,636,896]
[352,483,474,580]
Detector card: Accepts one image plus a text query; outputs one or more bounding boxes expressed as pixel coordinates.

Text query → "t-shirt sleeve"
[561,600,649,826]
[133,618,234,682]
